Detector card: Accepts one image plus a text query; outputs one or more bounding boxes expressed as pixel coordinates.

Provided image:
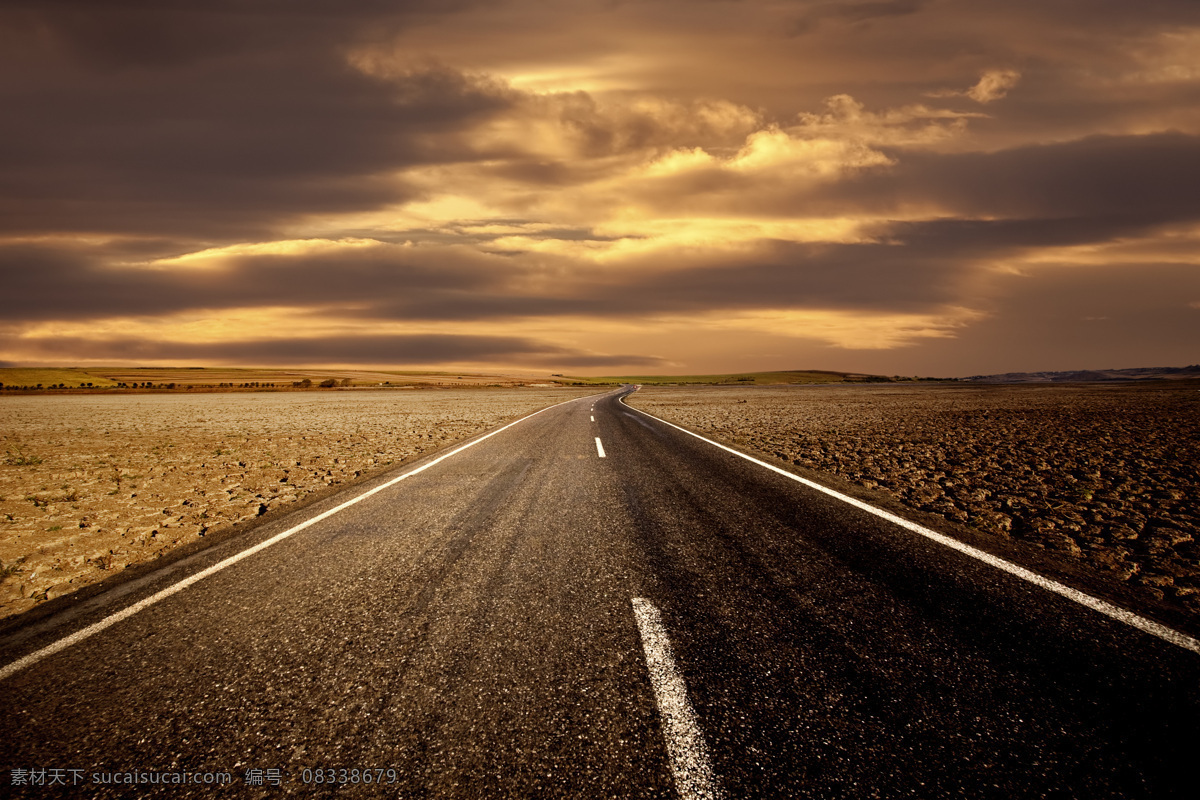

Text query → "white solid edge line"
[595,437,607,458]
[619,395,1200,655]
[632,597,722,800]
[0,394,603,682]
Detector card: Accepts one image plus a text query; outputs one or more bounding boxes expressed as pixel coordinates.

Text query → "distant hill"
[962,365,1200,383]
[564,369,898,386]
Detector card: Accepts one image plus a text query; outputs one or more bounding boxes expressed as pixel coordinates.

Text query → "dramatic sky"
[2,0,1198,375]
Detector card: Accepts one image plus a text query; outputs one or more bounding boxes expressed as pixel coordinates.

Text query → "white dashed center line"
[632,597,722,800]
[591,415,595,421]
[595,437,606,458]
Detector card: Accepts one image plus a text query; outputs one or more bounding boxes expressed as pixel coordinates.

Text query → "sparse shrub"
[5,445,43,466]
[0,558,23,584]
[319,378,337,388]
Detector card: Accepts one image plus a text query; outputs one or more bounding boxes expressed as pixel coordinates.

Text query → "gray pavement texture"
[2,387,1198,798]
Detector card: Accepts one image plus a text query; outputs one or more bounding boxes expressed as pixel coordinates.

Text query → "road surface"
[2,387,1198,798]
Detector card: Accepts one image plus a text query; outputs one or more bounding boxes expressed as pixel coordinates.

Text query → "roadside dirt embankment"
[629,384,1200,615]
[0,388,593,618]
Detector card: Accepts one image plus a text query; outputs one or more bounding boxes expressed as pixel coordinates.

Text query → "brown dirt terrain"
[628,383,1200,618]
[0,388,593,619]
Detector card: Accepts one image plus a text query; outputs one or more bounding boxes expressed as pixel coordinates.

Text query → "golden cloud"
[966,69,1022,103]
[691,306,988,350]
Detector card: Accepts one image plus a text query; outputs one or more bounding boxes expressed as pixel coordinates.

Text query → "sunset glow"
[2,0,1198,375]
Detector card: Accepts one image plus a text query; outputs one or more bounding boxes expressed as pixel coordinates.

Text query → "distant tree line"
[0,378,362,391]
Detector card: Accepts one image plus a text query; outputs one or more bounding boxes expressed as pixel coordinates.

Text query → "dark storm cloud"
[0,231,956,324]
[1012,0,1200,27]
[787,0,1200,40]
[789,1,928,34]
[1,1,476,70]
[0,331,664,368]
[698,132,1200,240]
[613,240,968,314]
[0,0,507,240]
[884,132,1200,226]
[0,241,504,321]
[0,229,973,324]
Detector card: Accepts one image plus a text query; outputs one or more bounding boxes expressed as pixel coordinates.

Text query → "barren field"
[0,388,593,619]
[0,366,578,390]
[629,383,1200,615]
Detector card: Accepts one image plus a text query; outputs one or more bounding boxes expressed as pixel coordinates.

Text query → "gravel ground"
[0,388,593,618]
[628,383,1200,616]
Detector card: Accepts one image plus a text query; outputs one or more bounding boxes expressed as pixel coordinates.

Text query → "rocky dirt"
[628,383,1200,615]
[0,388,593,619]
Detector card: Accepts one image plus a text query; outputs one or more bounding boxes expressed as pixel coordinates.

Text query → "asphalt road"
[2,387,1198,798]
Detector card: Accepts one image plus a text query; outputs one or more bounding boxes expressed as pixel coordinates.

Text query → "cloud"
[811,131,1200,230]
[0,331,664,369]
[789,1,929,35]
[389,95,935,241]
[3,1,1200,375]
[0,222,1001,332]
[0,2,511,242]
[606,125,896,217]
[878,260,1200,375]
[479,93,763,160]
[1117,28,1200,86]
[966,69,1022,103]
[928,69,1021,103]
[0,238,511,322]
[0,1,479,70]
[8,129,1193,342]
[0,226,980,351]
[788,94,985,150]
